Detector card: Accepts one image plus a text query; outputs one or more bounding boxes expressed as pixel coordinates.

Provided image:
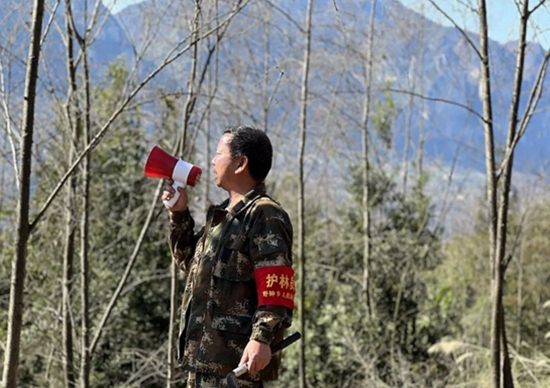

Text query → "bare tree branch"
[498,50,550,178]
[0,61,20,189]
[88,180,163,356]
[260,0,305,33]
[427,0,482,60]
[528,0,546,15]
[29,1,249,231]
[387,87,485,121]
[40,0,62,47]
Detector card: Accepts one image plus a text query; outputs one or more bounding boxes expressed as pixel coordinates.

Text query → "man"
[163,125,294,388]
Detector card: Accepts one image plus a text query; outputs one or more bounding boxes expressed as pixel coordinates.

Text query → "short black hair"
[223,125,273,182]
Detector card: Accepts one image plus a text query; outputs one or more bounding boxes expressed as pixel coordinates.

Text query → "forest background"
[1,0,550,387]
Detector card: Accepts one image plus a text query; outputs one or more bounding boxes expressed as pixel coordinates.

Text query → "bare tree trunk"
[402,56,415,194]
[203,1,217,210]
[2,1,45,387]
[493,2,530,387]
[262,17,271,134]
[500,297,514,388]
[167,262,178,388]
[79,31,92,388]
[203,70,213,210]
[416,3,427,178]
[62,1,80,385]
[361,0,377,317]
[480,0,536,387]
[516,236,525,350]
[168,3,201,386]
[298,1,313,387]
[61,179,76,388]
[477,1,499,386]
[416,100,426,178]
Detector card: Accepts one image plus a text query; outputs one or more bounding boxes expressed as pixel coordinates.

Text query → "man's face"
[212,133,240,189]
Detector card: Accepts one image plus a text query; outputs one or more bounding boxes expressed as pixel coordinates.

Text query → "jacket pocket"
[211,270,256,317]
[213,236,253,282]
[211,312,252,335]
[198,312,251,366]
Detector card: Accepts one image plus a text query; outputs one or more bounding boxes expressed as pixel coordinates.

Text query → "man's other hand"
[239,340,271,374]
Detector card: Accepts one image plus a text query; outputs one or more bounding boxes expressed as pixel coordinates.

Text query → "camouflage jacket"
[169,183,294,381]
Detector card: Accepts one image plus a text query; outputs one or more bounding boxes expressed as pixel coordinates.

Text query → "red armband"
[254,266,295,310]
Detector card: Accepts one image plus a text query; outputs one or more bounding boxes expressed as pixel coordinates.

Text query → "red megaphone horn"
[144,145,202,207]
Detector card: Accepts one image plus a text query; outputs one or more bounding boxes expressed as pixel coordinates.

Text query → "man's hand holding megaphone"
[144,145,202,210]
[161,179,189,211]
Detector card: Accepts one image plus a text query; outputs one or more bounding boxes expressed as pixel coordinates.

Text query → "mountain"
[373,0,549,173]
[114,0,549,173]
[0,0,132,93]
[1,0,547,176]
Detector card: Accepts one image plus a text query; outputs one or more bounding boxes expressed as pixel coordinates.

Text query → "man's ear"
[234,156,249,175]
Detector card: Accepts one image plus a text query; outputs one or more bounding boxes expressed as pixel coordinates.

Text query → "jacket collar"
[218,182,267,218]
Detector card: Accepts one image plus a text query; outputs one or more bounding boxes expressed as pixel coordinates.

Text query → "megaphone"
[144,145,202,207]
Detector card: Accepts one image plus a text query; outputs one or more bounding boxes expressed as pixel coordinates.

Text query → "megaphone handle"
[163,180,186,208]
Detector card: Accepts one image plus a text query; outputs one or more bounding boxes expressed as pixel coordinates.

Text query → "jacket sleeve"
[169,208,202,273]
[248,200,294,345]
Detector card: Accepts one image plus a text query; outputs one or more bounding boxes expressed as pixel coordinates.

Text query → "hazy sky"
[399,0,550,49]
[102,0,550,49]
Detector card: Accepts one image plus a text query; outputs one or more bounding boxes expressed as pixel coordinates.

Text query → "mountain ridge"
[1,0,547,175]
[108,0,550,173]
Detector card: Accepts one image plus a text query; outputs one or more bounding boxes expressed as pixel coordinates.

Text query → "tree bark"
[479,1,535,387]
[402,56,415,194]
[79,32,92,388]
[416,3,427,178]
[477,1,499,386]
[494,2,530,387]
[62,1,80,385]
[62,197,76,388]
[167,262,178,388]
[2,1,45,387]
[500,296,514,388]
[298,1,313,387]
[168,2,201,385]
[516,236,525,350]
